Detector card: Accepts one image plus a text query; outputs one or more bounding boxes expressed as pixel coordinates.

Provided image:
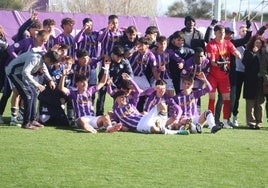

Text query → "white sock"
[206,113,216,129]
[164,128,179,135]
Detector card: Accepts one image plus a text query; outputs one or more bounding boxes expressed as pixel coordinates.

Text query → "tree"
[48,0,159,17]
[0,0,23,10]
[166,0,212,19]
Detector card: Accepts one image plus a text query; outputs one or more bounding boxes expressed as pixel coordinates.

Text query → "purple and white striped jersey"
[143,89,171,112]
[172,86,211,118]
[153,49,184,80]
[71,58,98,87]
[75,30,99,58]
[113,103,142,131]
[45,35,56,50]
[98,28,124,56]
[129,50,157,77]
[67,85,98,119]
[181,56,210,89]
[56,33,76,58]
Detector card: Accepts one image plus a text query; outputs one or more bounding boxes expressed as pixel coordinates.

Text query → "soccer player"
[75,17,99,58]
[206,25,241,129]
[113,90,188,135]
[152,35,184,97]
[7,49,59,130]
[96,15,124,116]
[172,73,222,134]
[42,18,57,50]
[117,25,139,58]
[58,60,122,133]
[167,31,194,94]
[56,18,76,59]
[6,30,49,126]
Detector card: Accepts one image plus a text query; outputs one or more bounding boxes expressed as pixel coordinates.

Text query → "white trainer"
[10,120,21,127]
[223,119,233,129]
[232,116,239,127]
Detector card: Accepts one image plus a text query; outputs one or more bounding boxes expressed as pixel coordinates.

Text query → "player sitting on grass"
[171,72,222,134]
[58,61,121,133]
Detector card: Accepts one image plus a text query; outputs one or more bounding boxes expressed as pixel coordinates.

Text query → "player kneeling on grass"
[113,90,188,135]
[58,61,122,133]
[171,72,222,134]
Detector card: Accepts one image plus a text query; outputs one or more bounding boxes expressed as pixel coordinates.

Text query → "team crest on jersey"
[14,43,20,48]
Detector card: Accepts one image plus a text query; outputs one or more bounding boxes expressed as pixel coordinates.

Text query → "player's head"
[170,31,185,47]
[214,25,225,40]
[194,47,205,64]
[63,56,74,70]
[75,74,88,91]
[155,80,167,97]
[43,18,55,34]
[136,37,150,54]
[35,30,50,46]
[83,18,93,32]
[126,26,138,42]
[76,49,90,66]
[114,90,127,106]
[111,45,125,59]
[156,35,168,51]
[145,26,159,43]
[61,17,75,33]
[108,15,119,30]
[182,76,194,90]
[28,20,42,38]
[43,50,60,65]
[121,79,132,96]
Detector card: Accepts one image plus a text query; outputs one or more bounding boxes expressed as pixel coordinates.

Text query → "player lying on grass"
[112,90,188,135]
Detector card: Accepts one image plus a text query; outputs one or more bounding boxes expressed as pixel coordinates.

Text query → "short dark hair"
[171,31,185,40]
[83,18,93,25]
[126,26,137,34]
[43,19,55,26]
[182,76,194,84]
[112,45,125,57]
[76,49,88,58]
[184,15,195,26]
[156,35,167,43]
[137,37,150,45]
[75,74,88,83]
[155,79,167,86]
[214,25,225,32]
[29,20,42,29]
[61,18,75,29]
[113,90,125,100]
[194,47,204,54]
[44,50,60,64]
[108,15,118,21]
[145,26,159,35]
[121,80,131,90]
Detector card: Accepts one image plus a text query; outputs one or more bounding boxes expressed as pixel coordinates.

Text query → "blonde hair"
[0,25,6,40]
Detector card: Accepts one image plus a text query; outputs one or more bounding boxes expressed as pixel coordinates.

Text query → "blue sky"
[158,0,267,15]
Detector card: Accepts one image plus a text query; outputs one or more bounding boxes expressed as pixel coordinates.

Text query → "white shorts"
[137,106,167,133]
[133,75,151,90]
[76,115,100,129]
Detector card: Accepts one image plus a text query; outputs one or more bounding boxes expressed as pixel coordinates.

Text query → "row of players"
[0,12,268,132]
